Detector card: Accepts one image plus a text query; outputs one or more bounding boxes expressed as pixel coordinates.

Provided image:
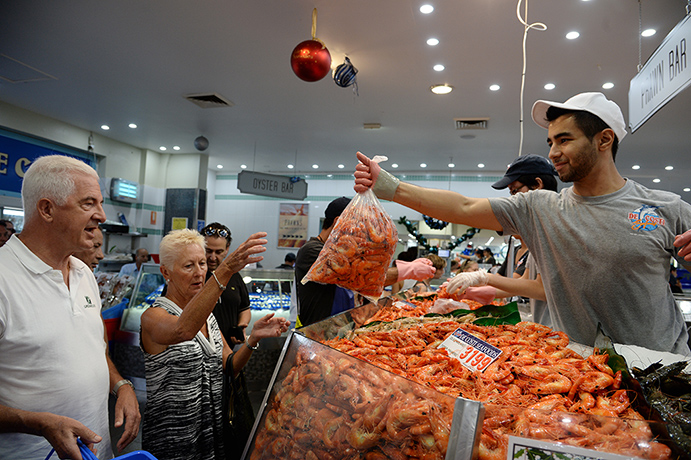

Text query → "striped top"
[141,296,225,460]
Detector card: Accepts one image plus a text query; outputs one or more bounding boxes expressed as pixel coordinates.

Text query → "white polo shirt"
[0,236,112,460]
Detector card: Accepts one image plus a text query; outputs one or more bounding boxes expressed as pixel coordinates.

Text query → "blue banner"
[0,127,95,197]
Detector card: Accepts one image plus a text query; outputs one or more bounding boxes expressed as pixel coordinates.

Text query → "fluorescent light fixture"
[642,29,656,37]
[544,83,556,90]
[420,4,434,14]
[427,38,439,46]
[489,84,500,91]
[101,125,110,130]
[433,64,445,71]
[566,31,580,40]
[430,84,453,95]
[128,123,137,129]
[602,82,614,89]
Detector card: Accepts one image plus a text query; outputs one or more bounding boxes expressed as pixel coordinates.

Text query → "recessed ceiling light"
[173,146,180,151]
[427,38,439,46]
[420,4,434,14]
[128,123,137,129]
[433,64,445,72]
[602,82,614,89]
[632,165,641,170]
[338,164,344,169]
[478,163,485,168]
[566,31,580,40]
[430,84,453,95]
[665,165,674,170]
[312,164,319,169]
[216,164,223,169]
[642,29,656,37]
[159,146,166,151]
[287,164,294,169]
[420,163,427,168]
[653,178,661,183]
[544,83,556,90]
[101,125,110,130]
[240,164,247,169]
[391,163,399,169]
[489,84,500,91]
[684,188,691,192]
[448,163,455,168]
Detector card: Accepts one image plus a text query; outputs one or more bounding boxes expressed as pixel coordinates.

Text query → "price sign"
[438,328,502,373]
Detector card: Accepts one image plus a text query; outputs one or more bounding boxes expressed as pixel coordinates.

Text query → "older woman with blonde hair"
[140,229,289,460]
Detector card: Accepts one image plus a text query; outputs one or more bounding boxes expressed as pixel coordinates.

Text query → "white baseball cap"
[532,92,627,142]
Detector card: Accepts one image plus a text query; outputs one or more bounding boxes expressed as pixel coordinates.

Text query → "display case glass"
[120,263,165,332]
[241,268,293,310]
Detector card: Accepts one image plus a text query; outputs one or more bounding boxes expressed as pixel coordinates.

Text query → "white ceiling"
[1,0,690,194]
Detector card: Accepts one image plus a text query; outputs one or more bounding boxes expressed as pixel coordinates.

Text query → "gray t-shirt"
[490,179,691,354]
[525,253,551,328]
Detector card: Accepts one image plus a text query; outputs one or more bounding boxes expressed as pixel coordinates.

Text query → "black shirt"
[295,237,336,326]
[207,271,250,341]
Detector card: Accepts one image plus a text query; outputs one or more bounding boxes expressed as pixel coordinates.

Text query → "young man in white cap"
[354,92,691,354]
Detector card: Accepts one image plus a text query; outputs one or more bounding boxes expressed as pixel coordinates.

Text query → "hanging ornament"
[333,56,358,94]
[290,9,332,82]
[422,214,449,230]
[398,217,479,254]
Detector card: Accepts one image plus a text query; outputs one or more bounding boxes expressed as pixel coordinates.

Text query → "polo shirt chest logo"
[628,204,666,232]
[84,295,96,308]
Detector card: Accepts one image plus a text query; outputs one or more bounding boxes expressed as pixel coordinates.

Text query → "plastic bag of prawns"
[302,189,398,300]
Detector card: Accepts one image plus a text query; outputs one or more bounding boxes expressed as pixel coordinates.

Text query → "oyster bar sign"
[237,170,307,200]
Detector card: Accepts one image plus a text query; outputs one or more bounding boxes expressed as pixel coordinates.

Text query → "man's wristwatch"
[112,379,135,397]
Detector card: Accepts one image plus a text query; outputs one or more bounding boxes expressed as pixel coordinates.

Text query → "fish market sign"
[628,13,691,133]
[237,170,307,200]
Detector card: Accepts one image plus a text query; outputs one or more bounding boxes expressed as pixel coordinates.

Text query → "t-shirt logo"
[84,295,96,308]
[628,205,666,232]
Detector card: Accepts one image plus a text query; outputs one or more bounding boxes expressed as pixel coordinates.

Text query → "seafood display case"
[241,268,293,311]
[244,299,689,460]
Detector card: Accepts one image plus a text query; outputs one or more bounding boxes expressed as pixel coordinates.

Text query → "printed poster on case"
[278,203,308,248]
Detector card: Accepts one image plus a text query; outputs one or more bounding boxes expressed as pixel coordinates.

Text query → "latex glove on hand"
[445,269,490,294]
[353,151,400,201]
[674,229,691,261]
[462,286,497,305]
[395,258,436,282]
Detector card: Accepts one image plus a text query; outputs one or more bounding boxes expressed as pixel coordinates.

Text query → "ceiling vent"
[363,123,381,129]
[184,93,234,109]
[0,54,57,83]
[454,117,489,130]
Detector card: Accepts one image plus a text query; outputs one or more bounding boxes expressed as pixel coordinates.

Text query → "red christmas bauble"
[290,40,332,82]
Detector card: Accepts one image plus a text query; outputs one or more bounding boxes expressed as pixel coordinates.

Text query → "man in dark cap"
[276,252,296,269]
[295,196,436,326]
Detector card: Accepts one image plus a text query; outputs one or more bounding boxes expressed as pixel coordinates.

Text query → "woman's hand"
[222,232,268,273]
[249,313,290,341]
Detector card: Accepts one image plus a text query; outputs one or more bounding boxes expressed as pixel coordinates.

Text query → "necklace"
[316,235,324,243]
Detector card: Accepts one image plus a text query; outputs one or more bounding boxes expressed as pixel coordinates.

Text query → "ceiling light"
[433,64,445,72]
[128,123,137,129]
[544,83,556,90]
[391,163,399,169]
[312,164,319,169]
[173,145,180,151]
[684,188,690,192]
[420,163,427,168]
[478,163,485,168]
[653,178,661,183]
[632,165,641,170]
[159,146,166,151]
[101,125,110,130]
[338,164,344,169]
[489,84,500,91]
[427,38,439,46]
[642,29,656,37]
[448,163,455,168]
[665,165,674,170]
[430,84,453,95]
[287,164,294,169]
[240,164,247,169]
[420,4,434,14]
[216,164,223,169]
[566,31,580,40]
[602,82,614,89]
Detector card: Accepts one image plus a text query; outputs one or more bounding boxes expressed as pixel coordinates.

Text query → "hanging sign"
[628,13,691,133]
[277,203,309,248]
[237,170,307,200]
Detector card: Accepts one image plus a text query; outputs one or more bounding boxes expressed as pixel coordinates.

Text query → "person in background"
[670,265,684,294]
[450,154,558,326]
[460,247,483,262]
[408,254,446,294]
[295,197,436,327]
[276,252,296,269]
[459,259,479,273]
[481,248,496,266]
[0,219,16,235]
[139,229,289,460]
[73,226,105,271]
[200,222,251,345]
[118,247,150,278]
[354,92,691,354]
[0,221,9,247]
[0,155,140,460]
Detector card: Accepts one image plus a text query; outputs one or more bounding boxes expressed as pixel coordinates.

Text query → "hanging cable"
[638,0,643,72]
[515,0,546,157]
